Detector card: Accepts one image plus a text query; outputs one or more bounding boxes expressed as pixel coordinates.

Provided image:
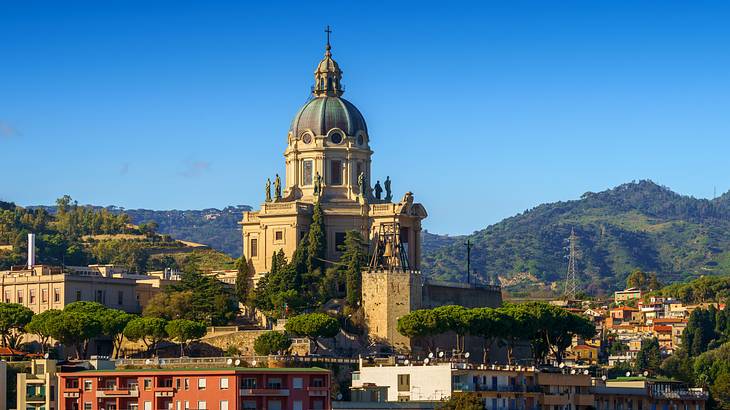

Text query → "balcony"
[96,388,140,398]
[575,394,595,406]
[239,388,290,396]
[26,394,46,402]
[307,387,329,397]
[542,394,570,406]
[63,388,81,398]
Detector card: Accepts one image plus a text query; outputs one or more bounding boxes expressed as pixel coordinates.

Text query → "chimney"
[27,233,36,268]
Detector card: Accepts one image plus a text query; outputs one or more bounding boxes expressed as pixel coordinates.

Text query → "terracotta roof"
[653,325,672,333]
[572,345,595,350]
[0,347,26,356]
[652,318,685,324]
[613,306,639,311]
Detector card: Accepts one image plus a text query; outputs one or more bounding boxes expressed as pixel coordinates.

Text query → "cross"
[325,25,332,46]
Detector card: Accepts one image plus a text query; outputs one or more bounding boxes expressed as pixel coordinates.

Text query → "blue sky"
[1,1,729,235]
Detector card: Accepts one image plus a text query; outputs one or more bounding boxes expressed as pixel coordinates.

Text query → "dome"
[290,96,368,138]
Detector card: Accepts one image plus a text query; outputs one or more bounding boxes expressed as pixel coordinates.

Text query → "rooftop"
[63,366,329,375]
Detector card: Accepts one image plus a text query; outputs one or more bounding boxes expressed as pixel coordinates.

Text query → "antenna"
[563,228,580,299]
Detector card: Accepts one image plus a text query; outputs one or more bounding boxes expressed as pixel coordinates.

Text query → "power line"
[564,228,579,299]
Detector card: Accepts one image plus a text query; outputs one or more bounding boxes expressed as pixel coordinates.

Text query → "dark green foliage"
[339,231,367,306]
[436,393,484,410]
[165,319,207,355]
[653,274,730,304]
[284,313,339,353]
[100,309,135,358]
[164,263,238,325]
[307,202,326,272]
[635,338,662,375]
[422,180,730,294]
[682,306,729,357]
[0,303,33,347]
[235,256,253,305]
[48,302,106,358]
[253,331,292,355]
[26,309,62,352]
[123,317,168,356]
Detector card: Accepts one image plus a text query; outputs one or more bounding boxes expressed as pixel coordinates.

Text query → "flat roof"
[63,367,329,375]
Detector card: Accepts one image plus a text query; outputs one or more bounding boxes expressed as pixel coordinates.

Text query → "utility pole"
[564,228,579,300]
[466,240,472,285]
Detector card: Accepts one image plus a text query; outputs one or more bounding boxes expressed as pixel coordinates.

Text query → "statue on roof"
[374,180,383,201]
[314,172,322,196]
[274,174,282,201]
[265,178,272,203]
[384,176,392,202]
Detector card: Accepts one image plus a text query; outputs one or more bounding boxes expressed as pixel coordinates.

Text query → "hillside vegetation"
[421,180,730,295]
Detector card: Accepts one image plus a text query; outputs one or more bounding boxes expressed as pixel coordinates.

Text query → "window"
[83,380,92,391]
[293,401,302,410]
[397,374,410,392]
[143,379,151,390]
[292,378,303,389]
[335,232,346,252]
[29,289,35,303]
[219,378,228,389]
[355,162,363,184]
[303,160,313,186]
[176,402,181,410]
[84,403,92,410]
[17,290,23,304]
[75,290,82,301]
[241,378,257,389]
[4,290,10,303]
[184,379,190,390]
[267,378,282,389]
[274,230,284,242]
[219,401,228,410]
[330,160,342,185]
[144,402,152,410]
[54,288,60,303]
[311,378,324,388]
[96,290,104,303]
[243,402,256,410]
[250,238,258,258]
[198,378,206,390]
[184,402,189,410]
[330,132,343,144]
[267,401,281,410]
[176,379,181,389]
[41,289,48,303]
[197,402,206,410]
[117,291,123,306]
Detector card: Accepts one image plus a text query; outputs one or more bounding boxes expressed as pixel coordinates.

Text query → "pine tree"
[340,230,367,307]
[234,256,251,305]
[307,201,326,272]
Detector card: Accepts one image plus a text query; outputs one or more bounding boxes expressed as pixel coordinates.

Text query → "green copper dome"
[290,96,368,138]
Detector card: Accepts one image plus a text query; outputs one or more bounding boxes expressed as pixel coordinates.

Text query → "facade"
[18,359,61,410]
[593,379,707,410]
[0,265,141,314]
[352,360,594,410]
[240,38,427,283]
[58,367,331,410]
[615,288,643,303]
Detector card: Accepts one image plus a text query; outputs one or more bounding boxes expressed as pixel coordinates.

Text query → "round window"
[357,135,364,146]
[302,133,312,144]
[330,132,343,144]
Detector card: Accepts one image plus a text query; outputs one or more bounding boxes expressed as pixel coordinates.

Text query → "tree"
[254,331,292,355]
[397,309,442,351]
[123,317,168,356]
[626,270,648,290]
[647,272,661,291]
[234,256,253,305]
[167,265,238,325]
[307,201,326,272]
[635,338,662,375]
[0,303,33,347]
[432,305,470,352]
[26,309,62,353]
[467,307,507,363]
[436,393,484,410]
[48,303,105,359]
[284,313,339,353]
[100,309,134,359]
[339,230,367,306]
[165,319,207,356]
[498,304,539,364]
[143,291,196,321]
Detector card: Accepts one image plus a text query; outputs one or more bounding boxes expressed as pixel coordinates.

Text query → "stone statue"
[313,172,322,196]
[358,172,365,194]
[384,176,392,202]
[274,174,282,201]
[265,178,272,202]
[374,180,383,200]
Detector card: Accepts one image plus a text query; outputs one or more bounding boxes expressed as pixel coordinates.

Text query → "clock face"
[357,135,364,145]
[330,132,343,144]
[302,133,312,144]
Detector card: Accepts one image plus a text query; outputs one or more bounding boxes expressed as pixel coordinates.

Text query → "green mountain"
[421,180,730,296]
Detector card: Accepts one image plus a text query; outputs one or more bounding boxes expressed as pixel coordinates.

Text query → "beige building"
[17,359,60,410]
[0,265,141,314]
[240,38,427,283]
[593,379,707,410]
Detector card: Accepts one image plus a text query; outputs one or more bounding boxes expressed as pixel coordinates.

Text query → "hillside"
[421,180,730,296]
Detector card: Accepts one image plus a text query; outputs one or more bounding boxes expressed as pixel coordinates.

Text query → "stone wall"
[422,280,502,308]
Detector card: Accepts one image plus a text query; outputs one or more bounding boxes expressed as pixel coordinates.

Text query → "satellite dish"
[570,369,576,375]
[464,352,471,359]
[643,371,649,377]
[601,375,607,381]
[438,351,444,358]
[336,393,343,400]
[43,353,49,359]
[428,352,434,359]
[235,359,241,366]
[251,360,257,366]
[160,359,166,365]
[626,371,631,377]
[226,358,233,365]
[424,358,430,365]
[404,360,410,365]
[584,370,589,375]
[559,363,565,369]
[144,359,151,365]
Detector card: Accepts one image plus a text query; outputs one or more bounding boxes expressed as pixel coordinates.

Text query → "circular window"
[330,132,343,144]
[302,133,312,144]
[357,135,364,146]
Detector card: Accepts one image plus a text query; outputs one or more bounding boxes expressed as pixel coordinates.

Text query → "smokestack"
[27,233,35,269]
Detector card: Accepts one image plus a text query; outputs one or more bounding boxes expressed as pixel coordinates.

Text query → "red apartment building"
[58,367,331,410]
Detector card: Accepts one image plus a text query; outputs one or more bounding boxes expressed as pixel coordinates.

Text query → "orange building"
[59,367,331,410]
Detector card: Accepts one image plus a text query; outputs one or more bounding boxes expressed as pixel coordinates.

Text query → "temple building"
[240,34,427,282]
